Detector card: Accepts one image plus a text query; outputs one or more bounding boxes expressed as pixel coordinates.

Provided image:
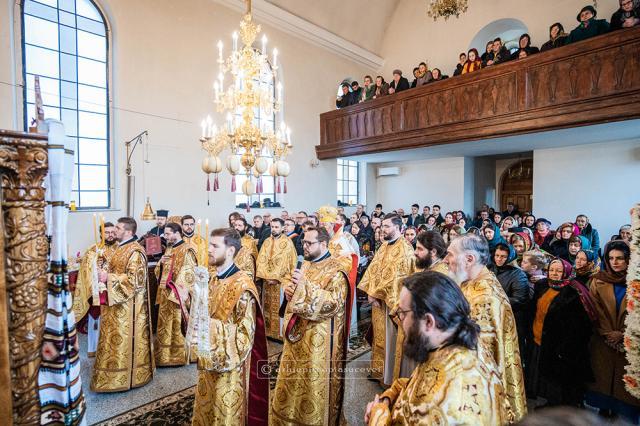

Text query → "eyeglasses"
[391,308,412,322]
[302,240,319,247]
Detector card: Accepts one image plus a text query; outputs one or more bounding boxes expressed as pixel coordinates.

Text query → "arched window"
[234,59,278,208]
[22,0,110,209]
[469,18,528,56]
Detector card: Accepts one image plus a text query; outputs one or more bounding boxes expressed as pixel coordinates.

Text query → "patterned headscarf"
[548,258,598,323]
[574,249,600,277]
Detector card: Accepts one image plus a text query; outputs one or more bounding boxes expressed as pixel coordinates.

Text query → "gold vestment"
[90,239,154,392]
[72,243,116,328]
[154,240,197,366]
[236,235,258,280]
[255,235,297,340]
[271,253,349,426]
[460,267,527,422]
[368,345,510,425]
[191,268,263,426]
[358,238,415,384]
[184,234,208,266]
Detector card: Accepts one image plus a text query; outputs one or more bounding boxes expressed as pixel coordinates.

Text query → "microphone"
[279,255,304,317]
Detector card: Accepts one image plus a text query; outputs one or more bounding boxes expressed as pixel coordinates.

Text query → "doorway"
[499,159,533,213]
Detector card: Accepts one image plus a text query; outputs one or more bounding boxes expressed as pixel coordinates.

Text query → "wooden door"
[500,159,533,213]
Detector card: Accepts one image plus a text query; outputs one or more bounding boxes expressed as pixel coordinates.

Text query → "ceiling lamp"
[199,0,292,208]
[426,0,469,20]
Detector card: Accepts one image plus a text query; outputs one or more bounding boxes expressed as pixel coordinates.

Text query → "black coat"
[541,35,568,52]
[566,18,610,44]
[485,46,511,66]
[256,225,271,251]
[510,46,539,60]
[528,280,593,389]
[610,7,640,31]
[390,77,410,93]
[549,239,570,260]
[336,92,357,108]
[453,64,463,76]
[406,214,424,227]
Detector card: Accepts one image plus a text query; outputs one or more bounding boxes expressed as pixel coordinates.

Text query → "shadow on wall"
[469,18,528,52]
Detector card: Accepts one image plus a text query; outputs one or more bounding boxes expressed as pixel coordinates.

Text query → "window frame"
[20,0,112,210]
[337,159,359,207]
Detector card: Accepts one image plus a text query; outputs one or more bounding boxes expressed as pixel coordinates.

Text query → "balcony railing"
[317,27,640,160]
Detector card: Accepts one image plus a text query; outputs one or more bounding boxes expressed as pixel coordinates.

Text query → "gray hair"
[455,234,490,266]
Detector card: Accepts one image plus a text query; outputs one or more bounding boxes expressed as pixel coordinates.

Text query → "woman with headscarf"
[550,222,580,260]
[587,241,640,421]
[483,222,506,252]
[372,75,389,99]
[490,243,531,357]
[566,235,591,264]
[511,33,540,60]
[527,258,596,407]
[500,216,516,237]
[448,225,466,242]
[424,215,437,231]
[612,224,632,245]
[541,22,568,52]
[574,249,600,288]
[510,230,534,265]
[462,48,482,74]
[523,214,536,230]
[534,218,554,251]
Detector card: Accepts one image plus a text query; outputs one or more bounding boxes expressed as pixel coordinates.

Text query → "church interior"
[1,0,640,424]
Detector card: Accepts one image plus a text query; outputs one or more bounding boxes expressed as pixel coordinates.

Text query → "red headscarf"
[548,258,598,323]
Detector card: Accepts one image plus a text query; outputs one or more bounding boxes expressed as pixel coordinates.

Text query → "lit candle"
[226,112,233,133]
[214,81,219,101]
[286,127,292,145]
[212,124,218,136]
[273,47,278,67]
[201,119,206,138]
[217,40,223,62]
[261,35,267,55]
[232,31,238,52]
[100,214,105,246]
[206,115,212,137]
[205,219,209,240]
[92,213,98,245]
[197,219,201,237]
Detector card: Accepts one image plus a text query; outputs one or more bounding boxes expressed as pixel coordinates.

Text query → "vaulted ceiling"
[265,0,400,54]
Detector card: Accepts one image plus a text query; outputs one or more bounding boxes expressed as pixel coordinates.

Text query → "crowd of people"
[73,199,637,424]
[336,2,640,108]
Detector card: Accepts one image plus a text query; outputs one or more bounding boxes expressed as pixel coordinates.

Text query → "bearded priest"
[271,226,352,425]
[189,228,268,425]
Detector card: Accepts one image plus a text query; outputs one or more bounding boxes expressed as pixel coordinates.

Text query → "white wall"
[0,0,369,254]
[533,139,640,241]
[375,157,466,213]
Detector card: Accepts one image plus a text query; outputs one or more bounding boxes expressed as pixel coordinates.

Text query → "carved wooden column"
[0,130,49,425]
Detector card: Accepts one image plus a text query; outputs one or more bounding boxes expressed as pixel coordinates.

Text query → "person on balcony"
[462,48,482,74]
[373,76,390,99]
[484,38,511,67]
[510,33,540,60]
[566,5,610,45]
[350,81,362,102]
[541,22,569,51]
[429,68,447,82]
[453,52,466,76]
[414,62,432,87]
[480,40,493,63]
[611,0,640,30]
[388,69,410,94]
[361,75,376,102]
[410,67,420,88]
[336,83,357,109]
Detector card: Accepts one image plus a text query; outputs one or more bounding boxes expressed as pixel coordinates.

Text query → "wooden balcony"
[317,27,640,160]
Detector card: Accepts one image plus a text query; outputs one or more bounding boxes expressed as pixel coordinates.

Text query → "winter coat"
[566,18,610,44]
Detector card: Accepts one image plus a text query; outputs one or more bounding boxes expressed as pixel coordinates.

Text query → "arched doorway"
[499,159,533,213]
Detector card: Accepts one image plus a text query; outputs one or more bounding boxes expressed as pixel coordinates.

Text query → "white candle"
[273,47,278,67]
[232,32,238,52]
[218,73,224,93]
[226,112,233,133]
[201,119,206,138]
[206,115,212,137]
[217,40,223,61]
[286,127,291,145]
[261,35,267,55]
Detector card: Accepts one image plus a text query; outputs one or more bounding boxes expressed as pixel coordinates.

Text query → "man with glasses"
[272,226,351,425]
[358,214,416,386]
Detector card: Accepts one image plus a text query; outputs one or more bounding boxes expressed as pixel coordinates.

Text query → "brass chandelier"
[426,0,468,20]
[200,0,292,206]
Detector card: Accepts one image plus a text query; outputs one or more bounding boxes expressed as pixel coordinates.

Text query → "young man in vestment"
[364,272,509,425]
[154,222,197,366]
[91,217,154,392]
[255,218,297,340]
[445,234,527,421]
[233,217,259,280]
[182,215,208,266]
[72,221,117,357]
[358,214,416,385]
[271,226,352,425]
[190,228,268,426]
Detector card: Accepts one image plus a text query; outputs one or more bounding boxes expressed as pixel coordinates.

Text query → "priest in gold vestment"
[358,214,415,385]
[154,222,197,366]
[272,226,352,426]
[255,218,297,340]
[365,272,509,425]
[182,215,208,266]
[445,234,527,422]
[72,221,117,357]
[91,217,154,392]
[233,217,259,279]
[189,228,268,426]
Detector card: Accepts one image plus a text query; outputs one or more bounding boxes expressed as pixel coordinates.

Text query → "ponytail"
[453,316,480,350]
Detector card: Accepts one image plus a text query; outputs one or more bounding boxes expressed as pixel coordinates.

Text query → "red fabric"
[214,174,219,191]
[99,291,108,305]
[276,177,281,194]
[68,270,78,292]
[284,177,287,194]
[206,175,210,192]
[248,304,269,425]
[231,175,236,192]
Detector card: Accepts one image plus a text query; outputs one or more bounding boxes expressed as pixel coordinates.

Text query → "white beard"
[448,260,469,285]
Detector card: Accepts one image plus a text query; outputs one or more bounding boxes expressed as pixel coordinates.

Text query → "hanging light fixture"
[199,0,292,208]
[426,0,469,20]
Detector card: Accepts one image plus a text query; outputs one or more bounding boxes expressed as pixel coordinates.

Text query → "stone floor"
[81,333,381,425]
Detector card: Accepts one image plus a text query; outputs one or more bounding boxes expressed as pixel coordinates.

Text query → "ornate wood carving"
[0,130,49,426]
[317,27,640,159]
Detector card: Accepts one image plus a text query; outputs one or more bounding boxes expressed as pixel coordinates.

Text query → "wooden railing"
[317,27,640,160]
